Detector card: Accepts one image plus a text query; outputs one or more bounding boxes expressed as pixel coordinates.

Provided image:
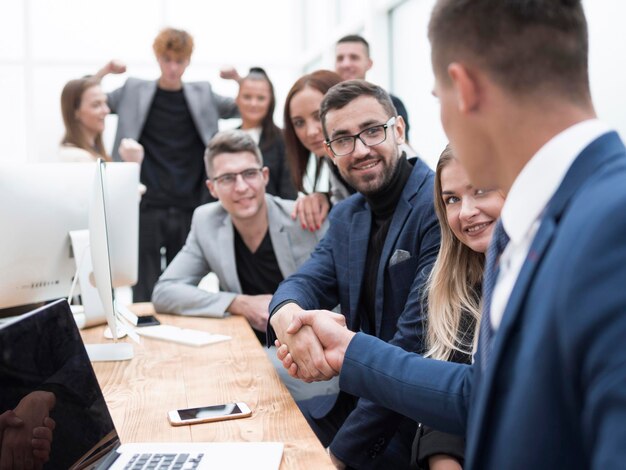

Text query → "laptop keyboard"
[125,453,204,469]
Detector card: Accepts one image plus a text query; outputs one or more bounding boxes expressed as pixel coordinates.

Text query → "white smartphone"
[167,402,252,426]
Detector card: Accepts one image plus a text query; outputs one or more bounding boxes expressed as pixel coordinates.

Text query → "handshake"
[271,306,357,383]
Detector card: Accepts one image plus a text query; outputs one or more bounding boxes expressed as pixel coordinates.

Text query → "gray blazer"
[106,77,239,161]
[152,195,327,316]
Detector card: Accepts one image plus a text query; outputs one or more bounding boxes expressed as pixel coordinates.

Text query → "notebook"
[0,299,283,469]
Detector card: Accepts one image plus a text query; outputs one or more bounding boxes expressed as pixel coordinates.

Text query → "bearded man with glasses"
[268,80,441,469]
[152,129,336,400]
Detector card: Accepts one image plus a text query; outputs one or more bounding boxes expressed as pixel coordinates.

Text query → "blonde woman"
[414,145,504,470]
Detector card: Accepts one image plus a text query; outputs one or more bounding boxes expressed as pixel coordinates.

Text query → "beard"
[338,147,400,196]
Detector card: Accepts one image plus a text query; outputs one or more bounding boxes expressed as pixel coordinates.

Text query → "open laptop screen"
[0,299,119,468]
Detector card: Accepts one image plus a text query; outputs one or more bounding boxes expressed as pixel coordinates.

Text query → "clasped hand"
[0,391,56,469]
[274,309,354,381]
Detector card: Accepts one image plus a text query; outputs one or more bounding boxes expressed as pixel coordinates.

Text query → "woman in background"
[283,70,355,230]
[413,145,504,470]
[235,67,296,199]
[59,77,111,162]
[59,76,143,163]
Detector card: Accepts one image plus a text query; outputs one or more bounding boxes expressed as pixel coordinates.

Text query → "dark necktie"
[479,218,510,372]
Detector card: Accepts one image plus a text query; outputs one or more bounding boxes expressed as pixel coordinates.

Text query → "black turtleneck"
[360,156,413,334]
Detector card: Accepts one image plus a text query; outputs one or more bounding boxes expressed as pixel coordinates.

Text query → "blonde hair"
[424,145,484,361]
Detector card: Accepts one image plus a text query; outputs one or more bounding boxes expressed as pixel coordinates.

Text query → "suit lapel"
[465,131,624,468]
[266,197,297,277]
[348,207,371,331]
[182,83,207,143]
[137,82,157,133]
[465,216,556,467]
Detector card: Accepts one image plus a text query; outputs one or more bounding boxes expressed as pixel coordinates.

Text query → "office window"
[389,0,445,167]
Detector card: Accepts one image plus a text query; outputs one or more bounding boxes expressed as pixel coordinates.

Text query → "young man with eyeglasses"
[151,129,336,399]
[267,80,440,469]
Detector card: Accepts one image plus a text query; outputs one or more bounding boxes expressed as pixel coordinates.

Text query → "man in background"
[96,28,239,301]
[335,34,411,141]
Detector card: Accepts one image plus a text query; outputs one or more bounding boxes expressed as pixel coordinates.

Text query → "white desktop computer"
[0,161,140,359]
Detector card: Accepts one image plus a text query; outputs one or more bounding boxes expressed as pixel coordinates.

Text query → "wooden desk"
[81,304,333,469]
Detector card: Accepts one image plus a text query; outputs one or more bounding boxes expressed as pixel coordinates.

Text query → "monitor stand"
[69,230,137,362]
[85,343,134,362]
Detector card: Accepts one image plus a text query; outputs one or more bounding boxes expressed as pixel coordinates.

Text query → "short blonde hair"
[153,28,194,59]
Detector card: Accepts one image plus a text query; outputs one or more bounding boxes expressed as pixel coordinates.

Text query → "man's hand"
[94,59,127,80]
[282,310,354,374]
[31,417,55,465]
[118,138,144,164]
[1,391,56,470]
[270,304,337,381]
[0,409,23,436]
[291,193,330,232]
[228,294,272,332]
[219,66,242,83]
[429,455,463,470]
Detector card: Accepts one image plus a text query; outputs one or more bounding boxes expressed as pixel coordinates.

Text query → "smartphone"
[168,402,252,426]
[136,315,160,327]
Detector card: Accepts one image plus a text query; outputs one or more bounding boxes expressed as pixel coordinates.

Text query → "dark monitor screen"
[0,300,119,468]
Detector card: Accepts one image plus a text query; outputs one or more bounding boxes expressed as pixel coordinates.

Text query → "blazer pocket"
[388,255,419,286]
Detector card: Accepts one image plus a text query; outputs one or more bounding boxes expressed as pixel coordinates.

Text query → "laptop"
[0,299,283,469]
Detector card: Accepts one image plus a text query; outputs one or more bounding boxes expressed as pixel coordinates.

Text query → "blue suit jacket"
[340,132,626,469]
[268,158,440,467]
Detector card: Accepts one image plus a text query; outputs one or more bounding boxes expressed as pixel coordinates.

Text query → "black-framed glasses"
[325,117,396,157]
[212,167,263,187]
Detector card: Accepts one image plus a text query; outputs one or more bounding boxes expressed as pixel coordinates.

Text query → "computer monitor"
[87,159,136,361]
[0,162,139,313]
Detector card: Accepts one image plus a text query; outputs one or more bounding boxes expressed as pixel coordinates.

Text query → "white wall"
[3,0,625,167]
[389,0,443,166]
[298,0,626,169]
[0,0,301,163]
[586,1,626,141]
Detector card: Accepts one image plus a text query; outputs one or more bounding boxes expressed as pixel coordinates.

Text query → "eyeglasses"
[325,117,396,157]
[212,167,263,187]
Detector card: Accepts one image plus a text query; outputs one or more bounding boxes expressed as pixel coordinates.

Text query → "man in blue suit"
[279,1,626,469]
[267,80,440,468]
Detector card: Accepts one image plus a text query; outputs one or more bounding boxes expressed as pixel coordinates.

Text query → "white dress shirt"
[490,119,612,330]
[302,153,331,194]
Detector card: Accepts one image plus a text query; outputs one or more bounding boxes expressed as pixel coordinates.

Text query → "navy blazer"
[268,158,440,467]
[340,132,626,469]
